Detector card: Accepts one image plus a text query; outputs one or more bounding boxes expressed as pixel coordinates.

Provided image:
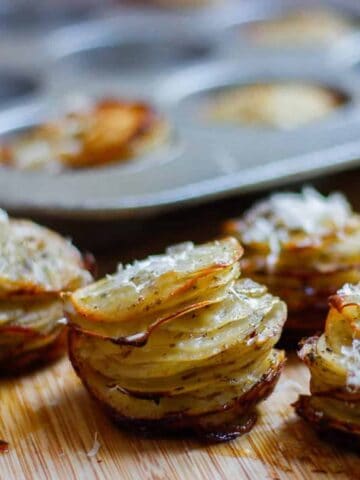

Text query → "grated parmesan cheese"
[244,187,352,244]
[86,432,101,458]
[337,282,360,306]
[241,187,353,269]
[341,339,360,390]
[110,240,230,293]
[268,187,351,235]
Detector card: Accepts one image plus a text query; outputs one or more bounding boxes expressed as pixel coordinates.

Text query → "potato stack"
[295,283,360,441]
[0,209,92,374]
[66,237,286,441]
[224,188,360,340]
[0,99,169,171]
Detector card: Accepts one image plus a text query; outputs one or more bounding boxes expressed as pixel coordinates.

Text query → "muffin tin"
[0,70,38,105]
[0,0,103,32]
[1,0,360,219]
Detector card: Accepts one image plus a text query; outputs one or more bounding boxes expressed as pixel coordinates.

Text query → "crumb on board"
[87,432,101,458]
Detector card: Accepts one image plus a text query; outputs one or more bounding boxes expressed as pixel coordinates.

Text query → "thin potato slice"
[294,283,360,441]
[69,279,285,385]
[71,355,284,442]
[70,332,284,416]
[0,298,63,333]
[0,299,66,374]
[66,238,242,325]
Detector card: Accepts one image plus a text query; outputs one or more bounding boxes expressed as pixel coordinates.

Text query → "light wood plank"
[1,353,359,480]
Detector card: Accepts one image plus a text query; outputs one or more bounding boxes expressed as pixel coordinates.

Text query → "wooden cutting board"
[1,352,359,480]
[2,170,360,480]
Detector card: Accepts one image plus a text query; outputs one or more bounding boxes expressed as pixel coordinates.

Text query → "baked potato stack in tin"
[0,99,169,172]
[0,209,92,374]
[295,283,360,443]
[224,188,360,341]
[207,82,345,130]
[66,237,287,441]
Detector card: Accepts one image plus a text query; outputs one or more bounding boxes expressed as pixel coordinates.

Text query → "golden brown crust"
[60,99,167,169]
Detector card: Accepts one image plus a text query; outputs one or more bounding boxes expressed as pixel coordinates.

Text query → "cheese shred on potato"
[66,237,286,441]
[224,188,360,340]
[0,209,92,374]
[294,283,360,441]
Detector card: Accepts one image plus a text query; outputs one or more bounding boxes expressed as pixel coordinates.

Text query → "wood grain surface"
[1,353,360,480]
[1,169,360,480]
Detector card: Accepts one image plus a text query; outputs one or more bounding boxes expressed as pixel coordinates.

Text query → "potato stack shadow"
[65,237,287,441]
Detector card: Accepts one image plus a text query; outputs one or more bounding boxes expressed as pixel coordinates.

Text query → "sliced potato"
[70,333,284,423]
[68,238,286,440]
[65,237,242,326]
[295,283,360,440]
[69,279,285,385]
[0,209,92,374]
[71,351,283,441]
[0,218,91,298]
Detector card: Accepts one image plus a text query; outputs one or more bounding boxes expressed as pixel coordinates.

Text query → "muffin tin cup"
[0,0,360,219]
[0,0,106,32]
[0,70,40,107]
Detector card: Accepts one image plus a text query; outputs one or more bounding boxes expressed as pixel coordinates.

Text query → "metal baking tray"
[0,0,360,220]
[0,0,105,32]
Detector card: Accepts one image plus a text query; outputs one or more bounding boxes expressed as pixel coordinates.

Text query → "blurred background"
[0,0,360,262]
